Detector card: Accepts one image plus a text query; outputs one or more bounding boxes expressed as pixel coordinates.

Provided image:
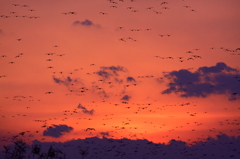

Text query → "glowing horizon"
[0,0,240,151]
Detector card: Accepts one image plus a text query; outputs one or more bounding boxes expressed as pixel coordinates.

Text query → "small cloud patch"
[43,124,73,138]
[73,19,101,28]
[121,95,131,101]
[77,103,95,115]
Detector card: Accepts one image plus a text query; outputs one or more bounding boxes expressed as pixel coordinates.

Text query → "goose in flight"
[146,7,153,10]
[161,2,168,5]
[86,128,95,131]
[21,5,29,7]
[45,92,53,94]
[68,12,77,14]
[45,53,55,55]
[99,12,107,15]
[131,10,139,12]
[119,38,126,42]
[57,54,65,56]
[110,1,118,4]
[117,27,124,29]
[192,55,201,58]
[153,10,162,14]
[110,6,117,8]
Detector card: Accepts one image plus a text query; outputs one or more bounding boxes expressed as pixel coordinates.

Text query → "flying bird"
[100,12,107,15]
[45,92,53,94]
[161,2,168,5]
[86,128,95,131]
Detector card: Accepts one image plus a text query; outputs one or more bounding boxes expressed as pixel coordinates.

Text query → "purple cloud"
[43,124,73,138]
[162,62,240,100]
[73,19,101,28]
[77,103,94,115]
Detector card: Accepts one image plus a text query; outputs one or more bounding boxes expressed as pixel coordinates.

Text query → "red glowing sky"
[0,0,240,147]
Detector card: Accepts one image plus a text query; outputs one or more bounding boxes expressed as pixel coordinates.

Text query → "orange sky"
[0,0,240,148]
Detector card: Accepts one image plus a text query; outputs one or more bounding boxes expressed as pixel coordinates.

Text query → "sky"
[0,0,240,157]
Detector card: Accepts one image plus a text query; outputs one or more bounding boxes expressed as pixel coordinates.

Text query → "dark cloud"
[43,124,73,138]
[52,76,79,86]
[198,62,237,73]
[96,70,111,79]
[3,134,240,159]
[98,90,109,98]
[114,77,123,84]
[94,65,132,98]
[74,19,93,26]
[100,66,127,72]
[53,77,63,83]
[99,132,110,137]
[162,62,240,100]
[96,65,127,79]
[77,103,94,115]
[73,19,101,28]
[126,76,136,82]
[121,95,131,101]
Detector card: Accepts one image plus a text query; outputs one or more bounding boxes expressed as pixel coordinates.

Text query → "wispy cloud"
[96,65,127,80]
[52,76,80,86]
[77,103,95,115]
[99,132,110,137]
[96,70,111,79]
[73,19,101,28]
[100,66,127,76]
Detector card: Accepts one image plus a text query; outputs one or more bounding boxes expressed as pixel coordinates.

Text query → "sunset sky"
[0,0,240,149]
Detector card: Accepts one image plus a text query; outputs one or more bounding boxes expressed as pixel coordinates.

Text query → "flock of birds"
[0,0,240,158]
[0,4,39,19]
[98,0,197,15]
